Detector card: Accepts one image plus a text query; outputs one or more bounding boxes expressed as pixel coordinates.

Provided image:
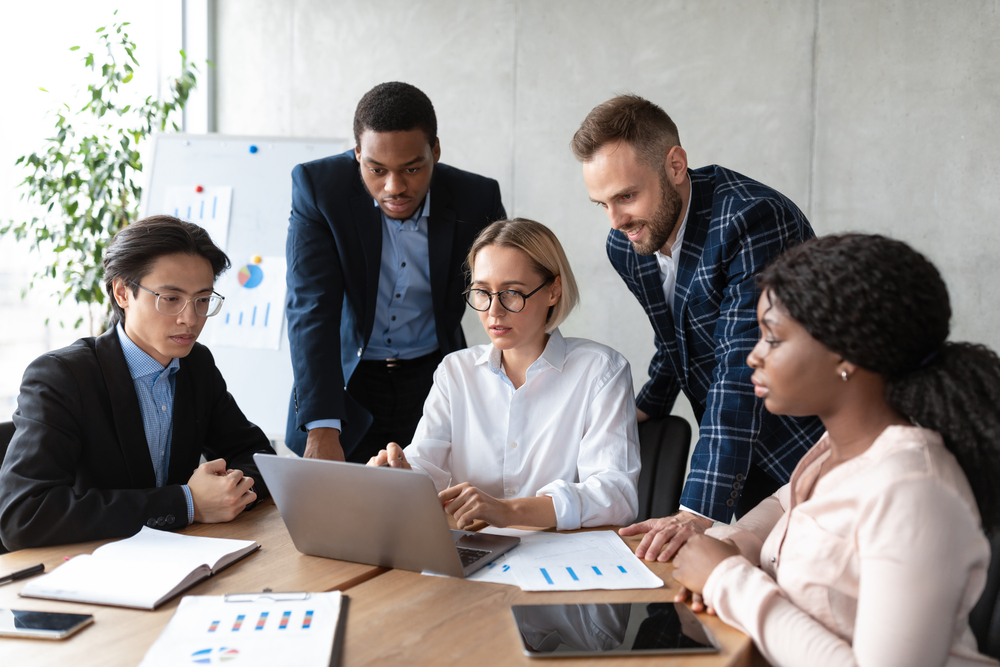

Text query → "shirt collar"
[476,328,568,376]
[654,186,691,261]
[373,192,431,227]
[116,323,180,380]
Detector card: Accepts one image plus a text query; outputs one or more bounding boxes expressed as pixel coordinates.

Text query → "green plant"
[2,12,198,334]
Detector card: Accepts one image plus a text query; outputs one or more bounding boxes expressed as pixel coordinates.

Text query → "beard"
[623,170,683,255]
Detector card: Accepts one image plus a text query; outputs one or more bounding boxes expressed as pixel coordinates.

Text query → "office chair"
[0,421,13,554]
[970,530,1000,659]
[635,416,692,522]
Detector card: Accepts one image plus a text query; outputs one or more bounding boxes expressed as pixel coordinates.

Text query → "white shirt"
[653,192,691,310]
[403,329,641,530]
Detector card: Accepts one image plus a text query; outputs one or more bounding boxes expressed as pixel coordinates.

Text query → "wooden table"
[341,530,760,667]
[0,508,759,666]
[0,499,384,667]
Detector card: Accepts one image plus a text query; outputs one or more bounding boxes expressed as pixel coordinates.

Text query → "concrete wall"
[215,0,1000,434]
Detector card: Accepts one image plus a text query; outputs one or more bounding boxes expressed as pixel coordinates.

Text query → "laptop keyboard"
[457,547,492,567]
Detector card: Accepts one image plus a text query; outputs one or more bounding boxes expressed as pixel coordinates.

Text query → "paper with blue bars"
[468,528,663,591]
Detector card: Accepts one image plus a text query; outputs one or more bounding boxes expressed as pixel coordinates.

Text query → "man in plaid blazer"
[573,95,824,561]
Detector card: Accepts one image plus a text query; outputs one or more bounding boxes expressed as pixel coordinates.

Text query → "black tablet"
[510,602,720,657]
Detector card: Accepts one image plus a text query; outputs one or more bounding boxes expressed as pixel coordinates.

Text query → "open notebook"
[20,527,260,610]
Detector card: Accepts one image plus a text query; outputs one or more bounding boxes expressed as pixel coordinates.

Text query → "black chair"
[635,416,692,522]
[970,531,1000,659]
[0,421,13,554]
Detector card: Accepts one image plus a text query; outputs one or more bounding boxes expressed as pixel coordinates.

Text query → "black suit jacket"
[284,149,505,457]
[0,329,275,551]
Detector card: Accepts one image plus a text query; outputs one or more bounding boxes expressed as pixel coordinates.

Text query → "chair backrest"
[970,531,1000,659]
[0,421,12,554]
[635,416,692,522]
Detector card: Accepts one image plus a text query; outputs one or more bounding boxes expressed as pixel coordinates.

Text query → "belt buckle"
[385,358,400,369]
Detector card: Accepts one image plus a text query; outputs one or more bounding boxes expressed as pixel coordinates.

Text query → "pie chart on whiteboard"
[237,264,264,289]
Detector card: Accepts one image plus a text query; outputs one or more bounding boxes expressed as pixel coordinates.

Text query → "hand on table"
[672,534,741,596]
[674,586,715,615]
[188,458,257,523]
[367,442,411,469]
[618,510,714,561]
[439,483,512,530]
[303,427,346,461]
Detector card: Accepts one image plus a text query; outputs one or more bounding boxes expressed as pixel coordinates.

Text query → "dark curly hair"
[353,82,437,148]
[104,215,230,328]
[758,233,1000,534]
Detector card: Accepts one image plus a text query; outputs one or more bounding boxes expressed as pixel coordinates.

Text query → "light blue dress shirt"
[116,324,195,523]
[307,195,437,434]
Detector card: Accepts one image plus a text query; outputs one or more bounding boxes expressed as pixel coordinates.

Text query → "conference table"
[0,499,761,666]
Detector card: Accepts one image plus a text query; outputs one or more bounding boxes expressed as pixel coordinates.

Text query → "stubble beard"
[625,171,683,256]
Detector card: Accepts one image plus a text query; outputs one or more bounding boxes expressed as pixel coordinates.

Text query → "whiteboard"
[144,134,348,439]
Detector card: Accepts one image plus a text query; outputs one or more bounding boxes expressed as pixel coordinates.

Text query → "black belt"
[356,349,441,371]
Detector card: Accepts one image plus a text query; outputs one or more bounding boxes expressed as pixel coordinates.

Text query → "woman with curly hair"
[670,234,1000,666]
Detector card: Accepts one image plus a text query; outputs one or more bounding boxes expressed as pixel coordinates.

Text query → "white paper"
[202,256,287,350]
[465,529,664,591]
[139,593,342,667]
[162,185,233,250]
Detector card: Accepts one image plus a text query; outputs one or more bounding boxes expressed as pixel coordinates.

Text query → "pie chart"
[191,647,240,663]
[237,264,263,289]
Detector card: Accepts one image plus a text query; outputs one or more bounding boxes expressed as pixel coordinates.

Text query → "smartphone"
[0,609,94,640]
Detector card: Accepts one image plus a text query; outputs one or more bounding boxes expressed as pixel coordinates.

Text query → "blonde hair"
[466,218,579,331]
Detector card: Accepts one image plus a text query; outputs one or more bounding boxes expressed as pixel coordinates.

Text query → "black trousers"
[345,350,442,464]
[734,461,784,519]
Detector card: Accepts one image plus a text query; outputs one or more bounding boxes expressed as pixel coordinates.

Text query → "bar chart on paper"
[203,256,287,350]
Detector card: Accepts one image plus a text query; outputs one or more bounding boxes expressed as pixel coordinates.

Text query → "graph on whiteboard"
[202,256,287,350]
[161,185,234,250]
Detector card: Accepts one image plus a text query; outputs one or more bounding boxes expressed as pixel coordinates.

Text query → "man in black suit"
[0,217,274,551]
[285,82,506,462]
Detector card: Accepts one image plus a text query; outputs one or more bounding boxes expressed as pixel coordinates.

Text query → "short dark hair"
[103,215,230,327]
[571,94,680,170]
[353,82,437,148]
[758,233,1000,534]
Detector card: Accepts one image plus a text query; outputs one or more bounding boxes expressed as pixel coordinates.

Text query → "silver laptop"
[253,453,520,577]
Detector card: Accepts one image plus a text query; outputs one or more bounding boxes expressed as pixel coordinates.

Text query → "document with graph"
[139,592,343,667]
[467,529,663,591]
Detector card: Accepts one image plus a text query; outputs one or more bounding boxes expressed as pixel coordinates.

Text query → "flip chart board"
[144,134,348,438]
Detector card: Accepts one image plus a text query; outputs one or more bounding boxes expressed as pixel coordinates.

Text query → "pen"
[0,563,45,585]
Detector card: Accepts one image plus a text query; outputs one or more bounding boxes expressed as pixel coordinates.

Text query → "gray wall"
[216,0,1000,434]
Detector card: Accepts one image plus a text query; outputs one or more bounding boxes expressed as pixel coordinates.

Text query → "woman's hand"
[439,483,512,529]
[674,586,716,615]
[671,535,741,595]
[366,442,412,469]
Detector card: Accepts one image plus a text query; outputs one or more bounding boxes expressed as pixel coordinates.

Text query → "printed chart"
[468,529,663,591]
[161,186,234,251]
[202,256,287,350]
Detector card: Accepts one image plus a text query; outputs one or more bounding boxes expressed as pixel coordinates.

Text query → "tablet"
[510,602,720,657]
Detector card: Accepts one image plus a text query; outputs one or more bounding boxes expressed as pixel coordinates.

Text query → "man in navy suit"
[572,95,824,561]
[285,82,506,462]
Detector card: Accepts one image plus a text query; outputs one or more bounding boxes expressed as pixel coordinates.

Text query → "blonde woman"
[369,218,640,530]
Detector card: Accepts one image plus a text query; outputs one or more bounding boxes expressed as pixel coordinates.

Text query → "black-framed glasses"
[463,277,553,313]
[132,282,226,317]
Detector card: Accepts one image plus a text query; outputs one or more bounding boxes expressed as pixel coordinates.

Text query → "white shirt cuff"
[679,504,714,522]
[306,419,342,432]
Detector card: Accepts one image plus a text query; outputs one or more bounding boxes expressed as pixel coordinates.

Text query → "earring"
[841,370,848,382]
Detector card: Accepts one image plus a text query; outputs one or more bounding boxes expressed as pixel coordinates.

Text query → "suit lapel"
[672,169,712,377]
[349,173,384,346]
[94,328,156,488]
[427,176,456,322]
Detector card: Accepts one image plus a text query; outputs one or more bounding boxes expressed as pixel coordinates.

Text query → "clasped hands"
[620,510,740,614]
[187,458,257,524]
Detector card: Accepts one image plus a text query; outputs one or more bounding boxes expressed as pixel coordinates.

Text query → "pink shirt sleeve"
[703,477,993,667]
[705,486,789,566]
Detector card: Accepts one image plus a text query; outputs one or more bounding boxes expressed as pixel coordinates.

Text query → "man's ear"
[664,145,688,186]
[431,137,441,163]
[112,278,131,309]
[355,145,362,163]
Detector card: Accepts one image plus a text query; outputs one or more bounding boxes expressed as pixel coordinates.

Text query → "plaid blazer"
[608,165,825,522]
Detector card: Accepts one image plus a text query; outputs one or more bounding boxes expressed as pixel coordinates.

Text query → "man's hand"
[188,458,257,524]
[440,483,513,530]
[672,535,740,596]
[304,427,346,461]
[619,510,714,561]
[636,407,651,423]
[367,442,411,469]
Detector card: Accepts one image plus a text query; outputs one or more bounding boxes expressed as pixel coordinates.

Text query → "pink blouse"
[703,426,997,667]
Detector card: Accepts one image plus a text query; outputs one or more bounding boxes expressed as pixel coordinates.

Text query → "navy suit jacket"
[0,329,274,551]
[284,149,505,457]
[608,165,825,522]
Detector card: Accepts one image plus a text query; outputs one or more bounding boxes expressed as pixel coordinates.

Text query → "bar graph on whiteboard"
[160,185,234,251]
[202,256,287,350]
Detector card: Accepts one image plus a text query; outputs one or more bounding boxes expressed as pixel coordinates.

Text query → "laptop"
[253,453,520,577]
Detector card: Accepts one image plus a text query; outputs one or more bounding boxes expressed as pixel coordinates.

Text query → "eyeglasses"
[131,282,225,317]
[463,277,553,313]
